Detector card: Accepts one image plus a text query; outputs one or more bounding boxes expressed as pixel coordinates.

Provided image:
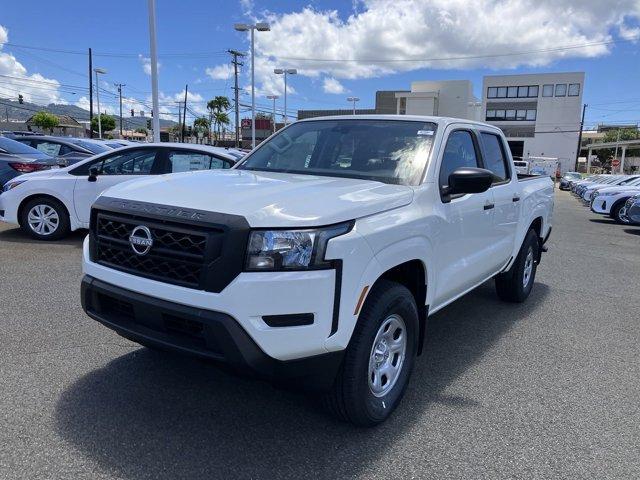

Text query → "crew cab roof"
[297,114,503,133]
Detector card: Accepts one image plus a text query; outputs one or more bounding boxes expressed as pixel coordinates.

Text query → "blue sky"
[0,0,639,128]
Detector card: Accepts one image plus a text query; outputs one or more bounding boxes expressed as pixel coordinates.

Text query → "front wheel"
[611,201,631,225]
[495,229,540,303]
[20,197,70,241]
[325,280,418,427]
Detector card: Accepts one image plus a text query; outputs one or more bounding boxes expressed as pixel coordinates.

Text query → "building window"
[555,84,567,96]
[517,86,529,98]
[529,85,539,97]
[542,84,554,97]
[507,86,518,98]
[487,87,498,98]
[568,83,580,96]
[486,108,537,122]
[497,87,507,98]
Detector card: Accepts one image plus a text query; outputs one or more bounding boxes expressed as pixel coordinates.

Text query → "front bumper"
[590,197,608,214]
[81,275,344,390]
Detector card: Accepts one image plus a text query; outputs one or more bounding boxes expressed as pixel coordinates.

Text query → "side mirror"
[442,167,493,200]
[56,156,69,168]
[88,166,99,182]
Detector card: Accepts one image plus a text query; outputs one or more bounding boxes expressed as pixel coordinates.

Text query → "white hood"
[101,170,414,227]
[596,185,640,195]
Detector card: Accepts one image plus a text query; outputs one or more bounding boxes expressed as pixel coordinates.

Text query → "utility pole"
[613,128,621,172]
[88,48,93,138]
[228,49,245,148]
[574,103,587,171]
[182,84,188,143]
[115,83,126,137]
[147,0,161,142]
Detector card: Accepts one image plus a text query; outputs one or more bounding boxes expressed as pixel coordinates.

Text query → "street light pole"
[347,96,360,115]
[93,68,107,139]
[266,95,279,133]
[147,0,161,142]
[234,22,270,149]
[274,68,297,126]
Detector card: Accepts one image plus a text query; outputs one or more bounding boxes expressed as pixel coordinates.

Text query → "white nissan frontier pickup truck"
[81,115,553,426]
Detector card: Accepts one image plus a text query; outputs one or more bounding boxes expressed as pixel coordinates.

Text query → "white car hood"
[101,170,414,227]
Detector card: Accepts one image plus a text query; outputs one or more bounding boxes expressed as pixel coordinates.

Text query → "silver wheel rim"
[523,247,534,288]
[368,314,407,398]
[618,205,629,223]
[27,204,59,236]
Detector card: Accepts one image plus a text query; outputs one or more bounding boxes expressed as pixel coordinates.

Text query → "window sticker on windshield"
[417,130,434,136]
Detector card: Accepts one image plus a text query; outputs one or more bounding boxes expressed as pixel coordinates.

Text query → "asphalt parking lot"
[1,190,639,480]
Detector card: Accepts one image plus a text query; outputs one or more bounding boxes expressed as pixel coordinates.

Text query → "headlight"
[245,222,353,271]
[2,180,27,192]
[598,191,617,197]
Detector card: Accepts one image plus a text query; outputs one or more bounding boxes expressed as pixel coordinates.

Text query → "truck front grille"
[92,212,219,290]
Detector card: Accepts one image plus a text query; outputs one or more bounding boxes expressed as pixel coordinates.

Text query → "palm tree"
[213,111,230,142]
[193,117,210,144]
[207,96,231,144]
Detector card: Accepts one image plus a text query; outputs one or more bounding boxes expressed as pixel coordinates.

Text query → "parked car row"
[563,172,640,226]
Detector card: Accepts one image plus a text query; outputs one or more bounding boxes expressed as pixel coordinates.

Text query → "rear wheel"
[495,229,539,303]
[325,280,418,427]
[20,197,70,241]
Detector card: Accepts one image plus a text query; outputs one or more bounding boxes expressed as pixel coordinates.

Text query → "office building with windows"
[482,72,585,173]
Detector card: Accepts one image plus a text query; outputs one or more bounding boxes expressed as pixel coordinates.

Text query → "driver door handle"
[512,196,521,202]
[483,202,495,210]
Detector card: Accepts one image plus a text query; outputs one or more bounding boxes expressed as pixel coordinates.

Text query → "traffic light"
[18,94,23,104]
[130,109,134,117]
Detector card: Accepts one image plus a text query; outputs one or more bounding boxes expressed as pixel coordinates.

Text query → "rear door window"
[480,132,510,183]
[168,151,231,173]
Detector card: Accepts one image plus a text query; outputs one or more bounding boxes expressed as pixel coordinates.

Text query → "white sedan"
[0,143,237,240]
[590,177,640,223]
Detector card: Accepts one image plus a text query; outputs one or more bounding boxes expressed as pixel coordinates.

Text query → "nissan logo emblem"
[129,225,153,255]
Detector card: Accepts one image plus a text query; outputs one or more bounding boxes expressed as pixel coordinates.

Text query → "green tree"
[193,117,210,144]
[595,128,640,168]
[207,96,231,144]
[31,111,59,133]
[91,114,116,133]
[213,111,230,142]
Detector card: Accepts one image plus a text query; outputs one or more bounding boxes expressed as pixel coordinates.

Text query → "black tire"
[19,197,70,241]
[611,200,630,225]
[324,280,418,427]
[495,229,539,303]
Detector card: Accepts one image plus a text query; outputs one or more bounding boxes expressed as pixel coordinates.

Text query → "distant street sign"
[612,159,621,167]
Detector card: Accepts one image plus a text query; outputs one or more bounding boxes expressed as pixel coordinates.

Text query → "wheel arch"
[17,193,71,227]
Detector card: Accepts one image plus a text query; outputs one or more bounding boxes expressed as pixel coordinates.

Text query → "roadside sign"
[612,159,621,167]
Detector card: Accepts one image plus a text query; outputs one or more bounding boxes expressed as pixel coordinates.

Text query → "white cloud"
[0,25,65,105]
[138,54,161,76]
[205,64,233,80]
[240,0,254,15]
[246,0,640,93]
[322,77,347,94]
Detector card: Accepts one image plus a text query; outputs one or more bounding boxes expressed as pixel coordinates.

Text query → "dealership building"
[482,72,585,173]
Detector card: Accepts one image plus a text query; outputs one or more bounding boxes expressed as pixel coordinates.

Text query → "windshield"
[0,136,46,155]
[563,172,581,179]
[71,140,110,154]
[237,119,437,185]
